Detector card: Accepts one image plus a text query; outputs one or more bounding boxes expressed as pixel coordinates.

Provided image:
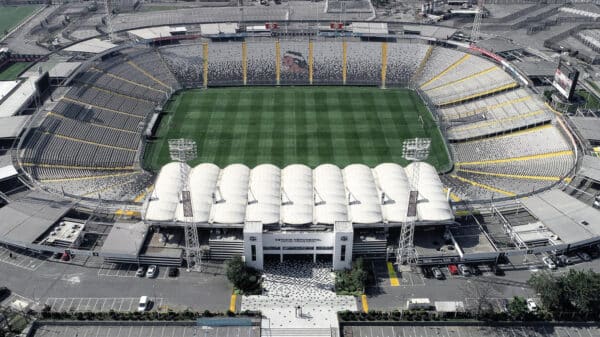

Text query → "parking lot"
[97,263,171,279]
[32,324,260,337]
[44,297,166,312]
[0,245,47,271]
[344,324,600,337]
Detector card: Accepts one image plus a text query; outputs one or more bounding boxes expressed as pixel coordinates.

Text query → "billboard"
[552,60,579,100]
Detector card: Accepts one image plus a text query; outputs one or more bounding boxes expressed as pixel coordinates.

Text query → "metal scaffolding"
[168,139,202,272]
[396,138,431,265]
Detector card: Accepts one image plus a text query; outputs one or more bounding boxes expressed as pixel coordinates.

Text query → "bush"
[335,258,367,295]
[226,256,262,294]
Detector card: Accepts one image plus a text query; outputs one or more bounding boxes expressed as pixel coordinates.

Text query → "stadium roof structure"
[0,77,37,118]
[64,38,118,54]
[0,115,30,139]
[570,117,600,143]
[145,162,453,226]
[521,189,600,244]
[350,22,388,35]
[48,62,82,78]
[475,37,523,54]
[101,222,149,258]
[128,26,175,40]
[580,155,600,182]
[0,154,17,181]
[0,80,20,101]
[200,23,238,36]
[516,60,557,78]
[0,191,72,245]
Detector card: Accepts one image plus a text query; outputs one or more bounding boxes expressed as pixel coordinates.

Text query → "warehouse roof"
[145,162,454,226]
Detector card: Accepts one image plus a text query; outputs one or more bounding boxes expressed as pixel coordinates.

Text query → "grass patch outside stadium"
[143,87,451,171]
[0,5,41,37]
[0,62,31,80]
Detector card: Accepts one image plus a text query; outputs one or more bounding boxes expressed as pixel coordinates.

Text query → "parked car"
[432,267,445,280]
[542,256,557,270]
[458,264,471,276]
[52,252,62,259]
[137,296,149,312]
[526,298,538,312]
[577,251,591,262]
[167,267,179,278]
[448,264,459,275]
[146,265,158,278]
[0,287,10,301]
[135,266,146,277]
[471,265,482,275]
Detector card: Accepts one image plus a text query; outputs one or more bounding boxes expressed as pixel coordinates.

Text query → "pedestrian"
[9,253,13,259]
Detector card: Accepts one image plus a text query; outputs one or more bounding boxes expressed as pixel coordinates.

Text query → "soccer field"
[143,87,451,171]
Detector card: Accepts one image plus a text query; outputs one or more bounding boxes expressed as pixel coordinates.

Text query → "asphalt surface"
[0,246,232,312]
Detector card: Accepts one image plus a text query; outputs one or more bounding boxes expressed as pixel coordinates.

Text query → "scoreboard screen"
[552,61,579,100]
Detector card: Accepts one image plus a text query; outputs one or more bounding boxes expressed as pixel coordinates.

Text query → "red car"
[448,264,459,275]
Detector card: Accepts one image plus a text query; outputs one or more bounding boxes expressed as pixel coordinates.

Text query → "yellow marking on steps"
[47,112,139,134]
[361,295,369,313]
[91,67,166,93]
[426,66,498,92]
[455,150,574,167]
[133,185,153,203]
[39,131,137,152]
[451,109,546,132]
[39,171,138,183]
[460,124,552,143]
[114,209,141,217]
[420,54,471,89]
[443,95,531,120]
[87,84,154,103]
[450,174,516,197]
[21,162,135,170]
[457,168,561,181]
[411,45,433,82]
[443,187,462,202]
[127,60,171,89]
[439,82,519,106]
[387,262,400,286]
[61,97,143,119]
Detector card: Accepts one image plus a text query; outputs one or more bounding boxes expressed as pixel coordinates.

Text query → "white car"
[542,256,557,270]
[146,265,158,278]
[458,264,471,276]
[137,296,149,312]
[526,298,538,312]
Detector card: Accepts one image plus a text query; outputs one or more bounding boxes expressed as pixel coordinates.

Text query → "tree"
[460,279,497,317]
[508,296,528,320]
[335,258,368,295]
[527,271,570,313]
[563,269,600,316]
[225,256,261,294]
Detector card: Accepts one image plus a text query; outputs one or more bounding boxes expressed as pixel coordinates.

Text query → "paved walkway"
[241,258,356,333]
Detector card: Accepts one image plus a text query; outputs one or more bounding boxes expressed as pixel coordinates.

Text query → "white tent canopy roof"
[144,162,454,225]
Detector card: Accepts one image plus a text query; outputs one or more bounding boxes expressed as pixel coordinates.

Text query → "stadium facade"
[1,29,594,271]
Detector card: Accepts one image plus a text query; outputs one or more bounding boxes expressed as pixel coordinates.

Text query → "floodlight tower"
[168,139,202,272]
[397,138,431,265]
[471,0,485,42]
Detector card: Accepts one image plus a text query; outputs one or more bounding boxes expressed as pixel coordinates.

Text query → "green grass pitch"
[0,5,40,38]
[0,62,31,80]
[143,87,451,171]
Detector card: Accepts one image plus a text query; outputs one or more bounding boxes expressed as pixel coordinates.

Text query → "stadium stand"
[15,40,576,204]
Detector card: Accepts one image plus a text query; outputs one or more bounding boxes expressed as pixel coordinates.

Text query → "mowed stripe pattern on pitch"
[144,87,450,170]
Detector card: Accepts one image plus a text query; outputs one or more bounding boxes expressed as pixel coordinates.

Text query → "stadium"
[0,30,589,274]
